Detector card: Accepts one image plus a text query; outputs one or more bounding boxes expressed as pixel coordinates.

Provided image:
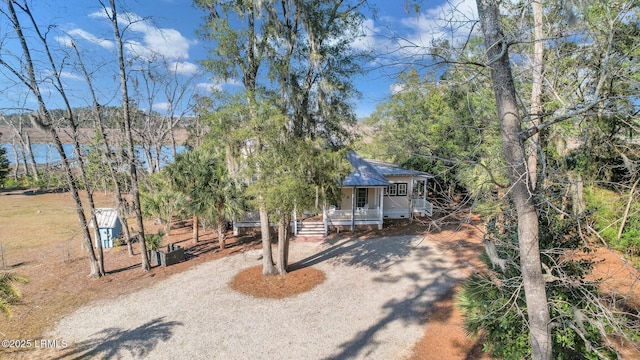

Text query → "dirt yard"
[1,189,639,359]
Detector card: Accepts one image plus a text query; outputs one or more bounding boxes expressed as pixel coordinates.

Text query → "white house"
[324,152,434,232]
[233,152,434,236]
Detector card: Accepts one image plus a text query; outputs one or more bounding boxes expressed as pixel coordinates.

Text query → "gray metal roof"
[342,152,391,187]
[366,159,433,178]
[90,208,120,229]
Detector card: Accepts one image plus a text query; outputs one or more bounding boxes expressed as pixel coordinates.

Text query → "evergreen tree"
[0,138,10,187]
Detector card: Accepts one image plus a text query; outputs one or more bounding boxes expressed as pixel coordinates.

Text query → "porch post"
[379,187,384,230]
[293,204,297,236]
[351,187,356,231]
[409,176,414,219]
[322,205,327,236]
[423,178,427,201]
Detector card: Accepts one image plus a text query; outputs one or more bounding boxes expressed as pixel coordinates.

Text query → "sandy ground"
[43,234,465,360]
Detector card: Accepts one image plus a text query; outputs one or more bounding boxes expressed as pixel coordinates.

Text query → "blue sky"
[0,0,478,119]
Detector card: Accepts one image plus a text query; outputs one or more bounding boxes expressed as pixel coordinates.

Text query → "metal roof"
[342,152,391,187]
[90,208,121,229]
[366,159,434,178]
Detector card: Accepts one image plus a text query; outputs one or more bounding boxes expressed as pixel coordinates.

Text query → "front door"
[356,188,368,208]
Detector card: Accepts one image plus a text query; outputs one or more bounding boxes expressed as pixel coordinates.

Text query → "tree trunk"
[121,210,134,256]
[143,146,154,174]
[76,154,105,276]
[18,142,28,177]
[526,0,544,191]
[3,0,102,278]
[74,39,134,257]
[618,177,640,239]
[24,133,38,181]
[153,142,162,174]
[283,212,291,268]
[571,172,584,216]
[259,200,276,276]
[217,221,226,250]
[276,216,288,275]
[192,214,199,244]
[36,119,103,277]
[476,1,552,359]
[10,140,19,181]
[107,0,149,271]
[170,129,177,159]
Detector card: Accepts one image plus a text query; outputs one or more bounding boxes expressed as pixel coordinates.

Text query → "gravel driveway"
[47,234,464,359]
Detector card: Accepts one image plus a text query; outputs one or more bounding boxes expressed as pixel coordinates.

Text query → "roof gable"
[342,152,390,187]
[92,208,120,229]
[365,159,433,178]
[342,152,433,187]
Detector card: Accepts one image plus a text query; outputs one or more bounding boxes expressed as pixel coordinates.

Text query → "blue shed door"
[99,229,113,248]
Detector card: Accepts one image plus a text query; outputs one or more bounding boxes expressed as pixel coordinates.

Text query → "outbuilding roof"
[90,208,120,229]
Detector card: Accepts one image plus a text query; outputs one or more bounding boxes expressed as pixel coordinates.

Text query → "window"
[397,183,407,196]
[387,183,397,196]
[356,188,368,208]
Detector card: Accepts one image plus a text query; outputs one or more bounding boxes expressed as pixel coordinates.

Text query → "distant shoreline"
[0,126,189,146]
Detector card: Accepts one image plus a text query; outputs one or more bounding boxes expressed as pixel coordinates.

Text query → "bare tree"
[0,0,103,277]
[0,115,38,181]
[130,56,197,173]
[69,40,135,256]
[101,0,149,271]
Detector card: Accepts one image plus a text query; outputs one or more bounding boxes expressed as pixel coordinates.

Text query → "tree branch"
[519,98,603,141]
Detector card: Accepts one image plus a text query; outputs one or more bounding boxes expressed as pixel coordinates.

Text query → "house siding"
[383,175,413,219]
[339,187,382,210]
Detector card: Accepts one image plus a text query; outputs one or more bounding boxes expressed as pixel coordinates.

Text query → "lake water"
[1,143,185,169]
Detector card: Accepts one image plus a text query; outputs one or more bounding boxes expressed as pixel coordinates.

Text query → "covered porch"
[325,186,386,231]
[322,152,393,232]
[408,176,433,217]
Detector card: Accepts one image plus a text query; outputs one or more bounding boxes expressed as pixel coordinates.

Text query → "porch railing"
[238,211,260,223]
[412,198,433,216]
[327,208,381,222]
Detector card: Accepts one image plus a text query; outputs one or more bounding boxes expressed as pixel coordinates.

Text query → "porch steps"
[296,221,325,237]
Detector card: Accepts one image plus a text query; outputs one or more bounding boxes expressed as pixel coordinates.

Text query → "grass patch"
[0,190,116,251]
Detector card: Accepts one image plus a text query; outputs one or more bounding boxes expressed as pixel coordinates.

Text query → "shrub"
[584,185,640,256]
[144,232,164,251]
[458,202,627,359]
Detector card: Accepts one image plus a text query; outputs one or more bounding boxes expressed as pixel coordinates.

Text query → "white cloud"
[352,18,379,51]
[168,61,199,76]
[389,83,404,94]
[223,78,242,87]
[55,35,74,48]
[196,79,242,92]
[88,10,193,61]
[67,29,114,50]
[362,0,479,64]
[397,0,478,52]
[60,71,84,81]
[43,69,83,82]
[153,102,171,111]
[196,82,222,92]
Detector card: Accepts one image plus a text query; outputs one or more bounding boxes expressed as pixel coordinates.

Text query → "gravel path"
[47,234,465,359]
